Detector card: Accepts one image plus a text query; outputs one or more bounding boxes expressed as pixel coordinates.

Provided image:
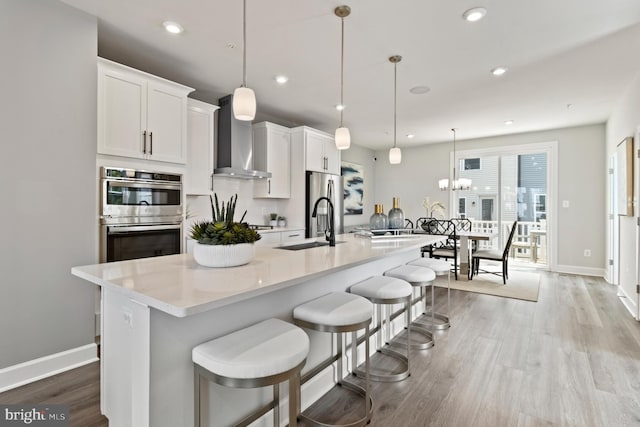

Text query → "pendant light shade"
[335,5,351,150]
[233,0,255,121]
[388,55,402,164]
[389,146,402,164]
[232,86,256,121]
[335,127,351,150]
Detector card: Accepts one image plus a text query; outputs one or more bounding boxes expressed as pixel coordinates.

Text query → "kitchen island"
[72,233,444,427]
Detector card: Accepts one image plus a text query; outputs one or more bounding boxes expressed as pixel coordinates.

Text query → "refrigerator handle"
[327,179,334,201]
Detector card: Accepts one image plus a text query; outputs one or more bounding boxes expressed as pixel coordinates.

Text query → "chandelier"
[439,128,471,191]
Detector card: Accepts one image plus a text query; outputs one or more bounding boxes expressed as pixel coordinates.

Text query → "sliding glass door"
[455,144,552,267]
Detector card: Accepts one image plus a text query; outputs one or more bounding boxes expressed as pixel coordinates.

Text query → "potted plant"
[269,213,278,227]
[190,194,261,267]
[277,216,286,227]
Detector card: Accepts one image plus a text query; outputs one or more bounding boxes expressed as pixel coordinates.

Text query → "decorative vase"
[270,220,278,227]
[369,204,388,234]
[388,197,405,229]
[193,242,255,268]
[278,219,286,227]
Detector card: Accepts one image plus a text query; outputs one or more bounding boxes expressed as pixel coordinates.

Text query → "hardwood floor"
[1,271,639,427]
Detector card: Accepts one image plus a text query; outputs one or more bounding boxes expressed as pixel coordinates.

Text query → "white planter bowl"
[192,242,255,268]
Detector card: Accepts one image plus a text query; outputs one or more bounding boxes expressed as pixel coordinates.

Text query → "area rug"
[434,267,540,302]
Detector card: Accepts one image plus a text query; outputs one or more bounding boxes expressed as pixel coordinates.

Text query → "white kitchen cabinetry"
[281,229,305,243]
[255,229,305,247]
[253,122,291,198]
[98,58,193,164]
[298,127,340,175]
[185,99,218,195]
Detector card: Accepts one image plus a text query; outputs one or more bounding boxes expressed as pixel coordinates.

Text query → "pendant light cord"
[452,128,457,186]
[242,0,247,88]
[393,62,397,149]
[340,17,345,127]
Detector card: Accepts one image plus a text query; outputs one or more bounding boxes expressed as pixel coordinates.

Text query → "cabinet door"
[254,124,291,198]
[146,82,187,164]
[266,127,290,198]
[323,137,341,175]
[185,100,217,195]
[305,131,327,172]
[98,66,147,159]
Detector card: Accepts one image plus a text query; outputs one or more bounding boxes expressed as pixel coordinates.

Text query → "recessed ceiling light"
[409,86,430,95]
[462,7,487,22]
[275,75,288,84]
[335,104,345,111]
[407,134,415,139]
[491,66,508,76]
[504,120,514,125]
[162,21,184,34]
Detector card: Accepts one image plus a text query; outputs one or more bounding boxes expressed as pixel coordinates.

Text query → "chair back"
[451,218,472,232]
[502,220,518,259]
[420,219,457,250]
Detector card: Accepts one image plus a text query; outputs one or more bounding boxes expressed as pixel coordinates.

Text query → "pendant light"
[334,5,351,150]
[233,0,256,121]
[388,55,402,164]
[439,128,471,190]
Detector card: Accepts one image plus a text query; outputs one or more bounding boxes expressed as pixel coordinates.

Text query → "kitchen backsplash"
[185,177,284,231]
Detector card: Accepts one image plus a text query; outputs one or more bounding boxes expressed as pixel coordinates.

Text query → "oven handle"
[106,181,181,191]
[108,224,182,234]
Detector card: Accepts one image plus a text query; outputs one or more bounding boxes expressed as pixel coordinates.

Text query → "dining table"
[457,230,498,281]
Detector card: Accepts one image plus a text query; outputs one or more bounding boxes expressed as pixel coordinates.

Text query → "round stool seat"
[294,292,372,327]
[350,276,412,300]
[192,318,309,380]
[408,258,450,275]
[385,264,436,284]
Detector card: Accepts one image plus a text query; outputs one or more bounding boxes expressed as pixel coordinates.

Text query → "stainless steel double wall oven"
[100,167,183,262]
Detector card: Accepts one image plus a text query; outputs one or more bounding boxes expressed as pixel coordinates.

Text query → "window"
[458,197,466,219]
[464,158,481,170]
[481,198,494,221]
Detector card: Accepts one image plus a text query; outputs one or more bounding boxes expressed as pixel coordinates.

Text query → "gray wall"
[0,0,97,367]
[374,123,606,271]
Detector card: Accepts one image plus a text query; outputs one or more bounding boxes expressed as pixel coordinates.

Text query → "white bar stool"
[384,265,437,347]
[408,257,451,329]
[192,318,309,427]
[293,292,373,427]
[350,276,413,382]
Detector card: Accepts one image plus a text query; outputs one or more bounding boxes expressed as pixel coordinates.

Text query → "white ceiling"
[60,0,640,149]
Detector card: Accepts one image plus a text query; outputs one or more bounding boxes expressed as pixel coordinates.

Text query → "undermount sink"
[277,240,346,251]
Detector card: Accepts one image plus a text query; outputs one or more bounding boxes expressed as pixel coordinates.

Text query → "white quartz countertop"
[72,233,444,317]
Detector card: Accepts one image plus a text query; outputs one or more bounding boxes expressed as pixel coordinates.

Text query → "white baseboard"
[0,343,98,393]
[617,286,639,320]
[554,264,605,278]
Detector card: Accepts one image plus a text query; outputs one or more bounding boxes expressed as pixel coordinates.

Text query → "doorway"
[452,141,557,269]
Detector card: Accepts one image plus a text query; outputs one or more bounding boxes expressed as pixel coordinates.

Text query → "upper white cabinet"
[300,127,340,175]
[185,99,218,195]
[97,58,193,164]
[253,122,291,198]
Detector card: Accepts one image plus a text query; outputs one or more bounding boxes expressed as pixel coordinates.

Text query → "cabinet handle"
[149,132,153,155]
[268,179,271,194]
[142,131,147,154]
[288,234,300,238]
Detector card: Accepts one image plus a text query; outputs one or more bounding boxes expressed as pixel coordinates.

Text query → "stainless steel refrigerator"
[306,171,344,238]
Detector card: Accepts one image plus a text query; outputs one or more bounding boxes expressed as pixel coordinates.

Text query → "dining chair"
[419,219,459,280]
[471,220,518,284]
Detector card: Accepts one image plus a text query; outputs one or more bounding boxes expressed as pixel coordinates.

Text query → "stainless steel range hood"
[214,95,271,179]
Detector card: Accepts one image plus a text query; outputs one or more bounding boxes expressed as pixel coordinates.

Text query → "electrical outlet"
[562,200,570,208]
[584,249,591,257]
